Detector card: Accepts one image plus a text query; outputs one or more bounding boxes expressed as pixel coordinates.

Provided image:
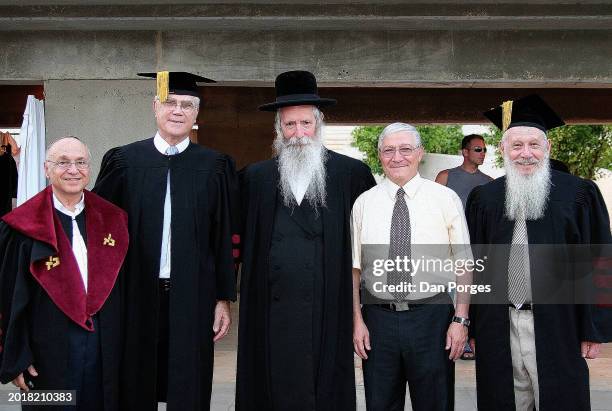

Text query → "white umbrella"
[17,95,46,206]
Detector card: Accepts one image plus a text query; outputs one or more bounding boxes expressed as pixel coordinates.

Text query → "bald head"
[46,136,91,162]
[44,136,91,207]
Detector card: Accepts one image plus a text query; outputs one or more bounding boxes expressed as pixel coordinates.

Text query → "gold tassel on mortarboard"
[157,71,169,103]
[501,100,513,132]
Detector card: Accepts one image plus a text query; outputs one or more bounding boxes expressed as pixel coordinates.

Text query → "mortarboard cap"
[138,71,215,102]
[483,94,565,133]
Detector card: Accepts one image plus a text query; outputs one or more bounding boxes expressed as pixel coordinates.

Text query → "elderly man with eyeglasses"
[351,123,472,411]
[94,72,238,410]
[0,136,128,410]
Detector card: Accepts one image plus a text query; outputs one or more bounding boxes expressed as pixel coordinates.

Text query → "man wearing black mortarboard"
[236,71,375,410]
[465,95,612,411]
[94,72,238,411]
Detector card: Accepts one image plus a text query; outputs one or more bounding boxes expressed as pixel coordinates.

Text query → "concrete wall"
[44,79,156,185]
[2,29,612,85]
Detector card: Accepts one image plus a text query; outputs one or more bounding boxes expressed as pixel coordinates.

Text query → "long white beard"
[273,132,327,209]
[504,151,551,221]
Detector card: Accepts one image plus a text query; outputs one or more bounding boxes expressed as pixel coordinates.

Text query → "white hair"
[272,105,327,210]
[503,148,551,221]
[377,122,422,150]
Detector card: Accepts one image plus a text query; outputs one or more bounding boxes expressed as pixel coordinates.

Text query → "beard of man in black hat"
[236,71,376,411]
[272,104,328,210]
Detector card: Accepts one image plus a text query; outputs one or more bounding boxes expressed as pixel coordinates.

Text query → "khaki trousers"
[509,307,540,411]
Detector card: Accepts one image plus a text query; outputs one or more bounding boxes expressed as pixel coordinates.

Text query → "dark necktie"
[388,187,411,302]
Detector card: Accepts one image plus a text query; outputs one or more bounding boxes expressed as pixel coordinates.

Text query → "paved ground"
[2,303,612,410]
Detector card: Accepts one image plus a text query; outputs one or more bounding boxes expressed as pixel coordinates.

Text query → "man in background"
[435,133,493,209]
[436,133,492,360]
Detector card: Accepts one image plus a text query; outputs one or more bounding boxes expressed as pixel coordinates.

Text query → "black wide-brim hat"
[258,70,337,111]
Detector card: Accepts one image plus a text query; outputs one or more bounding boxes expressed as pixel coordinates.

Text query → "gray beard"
[504,152,551,221]
[273,133,328,209]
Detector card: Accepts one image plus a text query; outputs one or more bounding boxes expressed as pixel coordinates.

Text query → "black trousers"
[362,299,455,411]
[157,279,170,403]
[66,315,103,411]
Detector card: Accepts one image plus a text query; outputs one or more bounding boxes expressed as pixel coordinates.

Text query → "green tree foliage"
[352,124,611,179]
[351,125,464,175]
[351,126,384,174]
[483,125,612,179]
[419,125,464,156]
[548,125,612,179]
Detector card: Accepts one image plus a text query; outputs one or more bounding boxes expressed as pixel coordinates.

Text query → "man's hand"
[469,338,476,355]
[446,322,468,360]
[213,300,231,342]
[353,316,371,360]
[12,365,38,391]
[581,341,601,359]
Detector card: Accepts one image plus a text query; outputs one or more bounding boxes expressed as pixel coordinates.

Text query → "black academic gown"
[466,170,612,411]
[236,150,375,411]
[0,147,18,216]
[0,187,128,411]
[93,138,237,411]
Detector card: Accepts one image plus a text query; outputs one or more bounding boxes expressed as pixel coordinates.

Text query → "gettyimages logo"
[359,243,612,305]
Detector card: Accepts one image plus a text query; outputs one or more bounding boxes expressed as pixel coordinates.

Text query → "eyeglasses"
[469,147,487,153]
[46,160,90,170]
[380,145,421,158]
[160,98,198,114]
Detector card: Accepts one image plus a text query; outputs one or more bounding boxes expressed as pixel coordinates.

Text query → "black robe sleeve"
[465,185,488,341]
[0,222,34,383]
[211,155,239,301]
[350,162,376,205]
[576,180,612,342]
[93,147,127,208]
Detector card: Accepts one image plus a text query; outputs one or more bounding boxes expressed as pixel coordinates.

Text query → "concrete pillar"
[44,79,156,184]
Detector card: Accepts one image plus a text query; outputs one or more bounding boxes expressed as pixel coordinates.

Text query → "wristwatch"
[452,316,470,327]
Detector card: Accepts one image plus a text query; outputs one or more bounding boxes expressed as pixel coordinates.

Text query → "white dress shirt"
[53,193,88,292]
[289,175,310,205]
[351,174,472,300]
[154,132,190,279]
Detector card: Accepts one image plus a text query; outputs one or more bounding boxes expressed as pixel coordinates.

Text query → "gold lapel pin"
[103,234,116,247]
[45,256,60,270]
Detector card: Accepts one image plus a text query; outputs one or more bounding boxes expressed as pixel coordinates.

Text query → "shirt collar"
[381,173,424,201]
[53,192,85,218]
[154,132,190,155]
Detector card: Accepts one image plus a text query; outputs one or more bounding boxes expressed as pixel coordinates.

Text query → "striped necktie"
[508,212,529,308]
